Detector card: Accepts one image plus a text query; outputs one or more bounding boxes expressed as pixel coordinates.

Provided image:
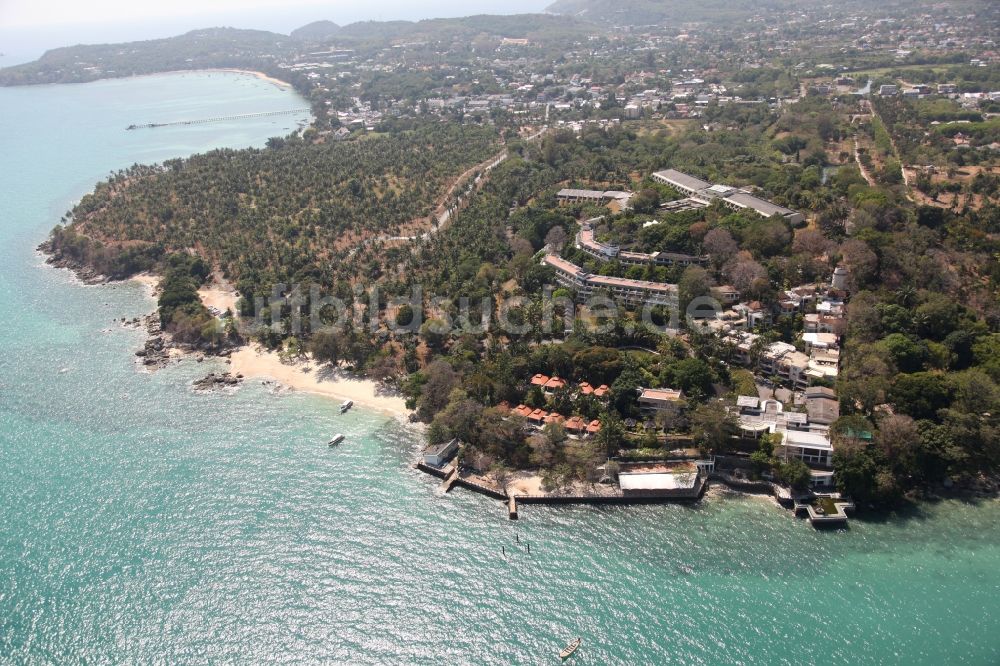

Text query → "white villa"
[734,396,836,489]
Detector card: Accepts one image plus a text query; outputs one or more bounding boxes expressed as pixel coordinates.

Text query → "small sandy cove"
[198,286,239,313]
[230,347,409,418]
[131,274,406,418]
[133,273,238,313]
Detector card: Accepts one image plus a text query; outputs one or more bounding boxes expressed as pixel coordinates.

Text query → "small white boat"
[328,434,345,447]
[559,638,581,660]
[340,399,354,414]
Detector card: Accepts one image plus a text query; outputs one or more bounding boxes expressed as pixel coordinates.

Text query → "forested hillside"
[47,123,500,296]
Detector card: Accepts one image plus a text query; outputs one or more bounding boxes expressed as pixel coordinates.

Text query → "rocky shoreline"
[41,242,243,387]
[132,314,171,369]
[192,371,244,391]
[38,239,114,285]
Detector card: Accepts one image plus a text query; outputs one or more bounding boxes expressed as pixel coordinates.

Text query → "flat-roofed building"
[806,348,840,382]
[639,387,684,414]
[619,249,708,267]
[759,341,797,375]
[804,313,843,334]
[776,350,811,389]
[733,395,837,487]
[805,387,840,425]
[722,191,804,225]
[423,438,460,467]
[557,188,608,204]
[587,273,677,305]
[779,430,833,466]
[809,469,835,489]
[543,254,589,290]
[652,168,804,225]
[734,301,771,329]
[802,332,839,352]
[725,330,759,365]
[618,462,704,499]
[543,255,677,306]
[652,169,712,196]
[735,396,814,438]
[557,188,633,208]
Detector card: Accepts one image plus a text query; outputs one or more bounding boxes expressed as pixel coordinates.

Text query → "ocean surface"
[1,72,999,665]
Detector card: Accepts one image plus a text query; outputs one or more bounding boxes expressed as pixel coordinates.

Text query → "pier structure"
[127,108,310,130]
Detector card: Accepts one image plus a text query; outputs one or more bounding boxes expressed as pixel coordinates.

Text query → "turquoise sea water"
[1,72,1000,665]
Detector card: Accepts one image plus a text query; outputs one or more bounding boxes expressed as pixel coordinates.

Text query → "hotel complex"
[543,254,677,305]
[652,169,804,225]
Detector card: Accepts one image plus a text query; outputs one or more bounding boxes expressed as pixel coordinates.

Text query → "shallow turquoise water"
[1,72,999,665]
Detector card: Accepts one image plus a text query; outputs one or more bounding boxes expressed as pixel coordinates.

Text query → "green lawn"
[815,497,842,514]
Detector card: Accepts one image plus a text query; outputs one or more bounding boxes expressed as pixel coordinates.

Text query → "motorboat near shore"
[340,399,354,414]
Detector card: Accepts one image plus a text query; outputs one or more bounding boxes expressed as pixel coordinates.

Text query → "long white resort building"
[652,168,804,225]
[543,254,677,305]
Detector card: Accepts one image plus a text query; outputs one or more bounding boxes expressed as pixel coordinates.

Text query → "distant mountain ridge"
[545,0,968,24]
[0,14,596,87]
[544,0,800,23]
[293,13,592,43]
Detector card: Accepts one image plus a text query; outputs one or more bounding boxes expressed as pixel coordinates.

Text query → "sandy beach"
[132,272,238,313]
[129,68,294,89]
[198,284,239,313]
[129,273,404,416]
[208,68,293,88]
[230,346,410,418]
[132,272,160,298]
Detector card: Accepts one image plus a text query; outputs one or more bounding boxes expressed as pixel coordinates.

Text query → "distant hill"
[0,27,289,86]
[289,13,596,47]
[0,13,598,87]
[290,20,341,41]
[317,14,597,45]
[545,0,969,24]
[546,0,800,24]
